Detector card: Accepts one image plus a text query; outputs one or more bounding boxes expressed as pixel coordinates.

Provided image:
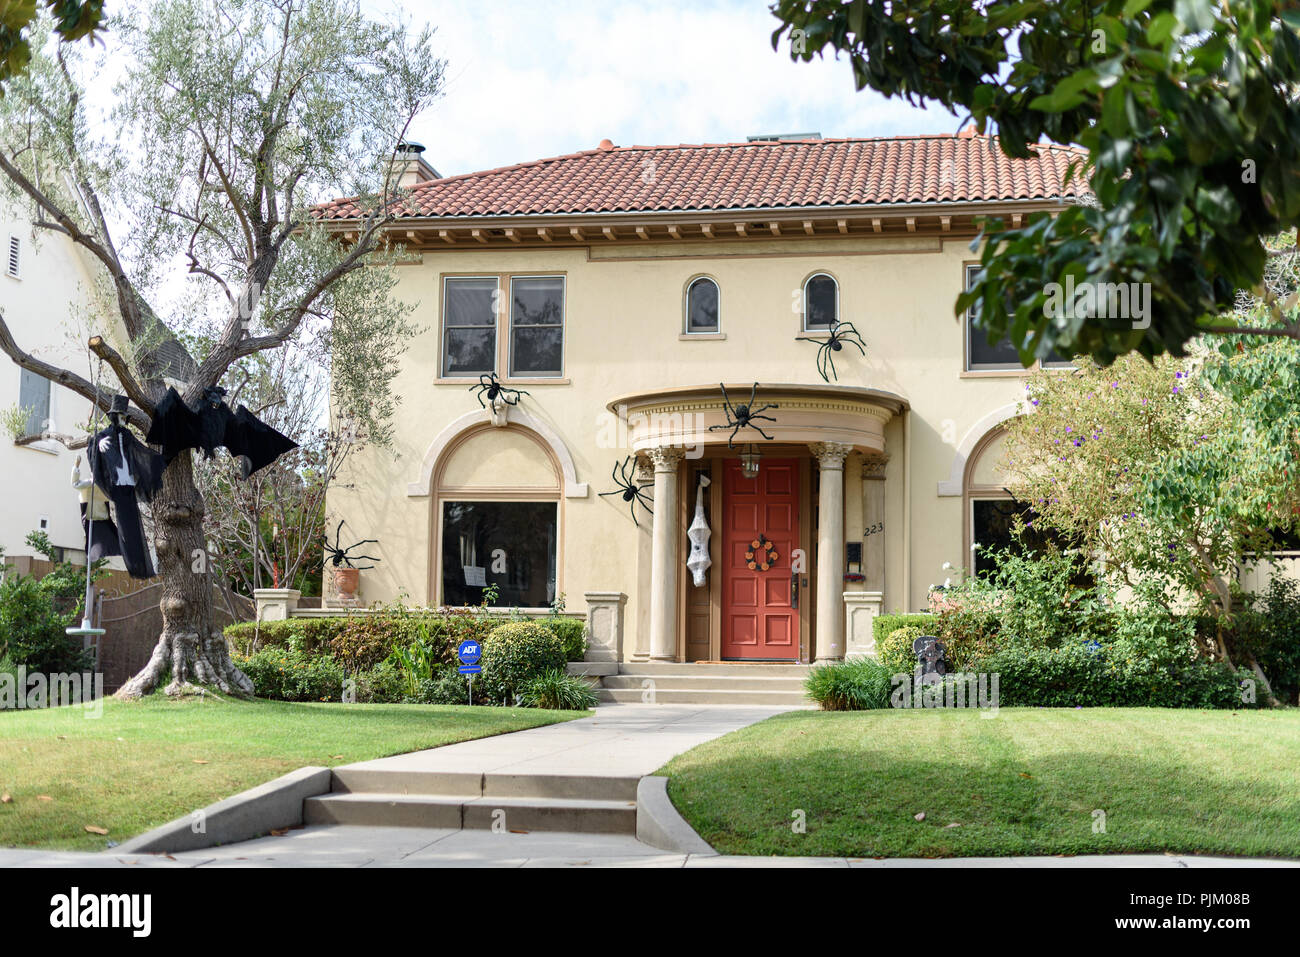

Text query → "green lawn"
[0,696,583,850]
[659,708,1300,859]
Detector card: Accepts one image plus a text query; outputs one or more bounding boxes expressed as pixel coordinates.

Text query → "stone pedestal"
[844,591,885,658]
[254,588,301,622]
[584,591,628,662]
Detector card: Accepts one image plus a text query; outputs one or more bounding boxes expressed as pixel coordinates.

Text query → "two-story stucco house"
[313,132,1086,675]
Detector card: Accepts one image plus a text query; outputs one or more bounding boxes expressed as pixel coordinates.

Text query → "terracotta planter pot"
[334,566,360,601]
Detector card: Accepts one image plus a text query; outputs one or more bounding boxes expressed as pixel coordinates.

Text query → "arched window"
[803,273,838,330]
[433,425,561,608]
[684,276,720,334]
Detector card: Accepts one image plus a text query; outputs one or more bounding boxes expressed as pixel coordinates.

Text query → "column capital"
[648,446,686,472]
[861,454,890,480]
[810,441,853,470]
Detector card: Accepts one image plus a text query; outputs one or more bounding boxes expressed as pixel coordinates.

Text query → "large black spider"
[598,456,654,527]
[324,520,381,570]
[470,372,530,409]
[796,320,867,382]
[708,382,779,449]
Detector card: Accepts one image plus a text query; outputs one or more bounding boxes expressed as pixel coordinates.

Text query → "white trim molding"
[407,407,589,499]
[937,402,1023,497]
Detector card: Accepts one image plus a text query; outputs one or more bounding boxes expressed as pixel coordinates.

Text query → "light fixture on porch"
[740,444,762,479]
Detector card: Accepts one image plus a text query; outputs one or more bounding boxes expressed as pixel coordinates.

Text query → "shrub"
[877,624,927,673]
[479,621,565,704]
[1233,577,1300,705]
[224,618,347,656]
[0,573,92,674]
[805,657,896,711]
[520,668,598,710]
[235,648,345,702]
[352,659,406,703]
[539,617,587,661]
[410,666,483,705]
[872,613,932,648]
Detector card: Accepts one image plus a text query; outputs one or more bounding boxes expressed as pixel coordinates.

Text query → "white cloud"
[373,0,959,176]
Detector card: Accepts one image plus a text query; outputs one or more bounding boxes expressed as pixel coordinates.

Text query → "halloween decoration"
[72,456,121,562]
[686,474,712,586]
[87,395,165,579]
[796,319,867,382]
[599,455,654,527]
[470,372,530,410]
[745,534,779,571]
[324,519,381,570]
[912,634,948,677]
[708,382,779,449]
[146,385,298,477]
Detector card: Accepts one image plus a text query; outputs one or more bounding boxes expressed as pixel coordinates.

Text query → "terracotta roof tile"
[313,135,1088,221]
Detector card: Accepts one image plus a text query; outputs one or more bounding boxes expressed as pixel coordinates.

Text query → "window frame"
[682,274,722,336]
[507,274,566,379]
[17,367,50,439]
[437,497,560,609]
[437,271,569,384]
[440,275,500,380]
[961,261,1076,376]
[800,271,839,332]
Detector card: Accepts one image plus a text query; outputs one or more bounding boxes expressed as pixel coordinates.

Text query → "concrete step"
[597,687,811,706]
[619,661,811,678]
[303,792,637,834]
[330,768,640,802]
[603,674,809,692]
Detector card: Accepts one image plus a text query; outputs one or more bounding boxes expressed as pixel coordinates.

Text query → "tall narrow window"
[442,277,498,377]
[18,368,49,438]
[803,273,838,330]
[684,277,720,334]
[965,263,1023,371]
[509,276,564,377]
[6,236,20,278]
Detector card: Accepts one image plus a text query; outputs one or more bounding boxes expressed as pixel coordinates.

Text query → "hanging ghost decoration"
[686,475,712,587]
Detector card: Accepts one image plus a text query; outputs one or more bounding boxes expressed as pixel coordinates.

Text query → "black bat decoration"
[146,386,298,478]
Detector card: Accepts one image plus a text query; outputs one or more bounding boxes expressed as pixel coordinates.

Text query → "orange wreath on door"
[745,535,779,571]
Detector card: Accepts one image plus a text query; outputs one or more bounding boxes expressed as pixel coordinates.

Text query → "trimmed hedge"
[479,621,567,704]
[872,613,932,649]
[539,616,587,662]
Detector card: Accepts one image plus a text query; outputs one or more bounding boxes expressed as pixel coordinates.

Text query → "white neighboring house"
[0,199,114,566]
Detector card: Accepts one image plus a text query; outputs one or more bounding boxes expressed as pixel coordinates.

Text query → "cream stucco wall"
[328,232,1031,634]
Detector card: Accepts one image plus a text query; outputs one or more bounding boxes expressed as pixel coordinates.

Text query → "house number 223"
[864,522,884,537]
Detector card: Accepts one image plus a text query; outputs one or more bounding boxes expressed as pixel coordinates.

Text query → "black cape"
[87,423,164,579]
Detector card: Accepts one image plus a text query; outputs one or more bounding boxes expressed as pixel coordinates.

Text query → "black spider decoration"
[470,372,530,409]
[598,456,654,527]
[708,382,779,449]
[796,320,867,382]
[324,520,381,570]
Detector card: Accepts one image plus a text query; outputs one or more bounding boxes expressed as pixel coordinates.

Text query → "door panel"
[721,458,801,660]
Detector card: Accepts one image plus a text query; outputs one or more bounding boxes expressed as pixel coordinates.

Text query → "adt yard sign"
[457,640,481,705]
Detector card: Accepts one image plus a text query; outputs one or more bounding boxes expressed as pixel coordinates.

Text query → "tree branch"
[88,335,156,416]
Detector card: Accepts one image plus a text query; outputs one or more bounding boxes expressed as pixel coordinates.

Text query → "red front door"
[721,458,800,660]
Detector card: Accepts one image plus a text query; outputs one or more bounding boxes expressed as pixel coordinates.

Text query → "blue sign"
[458,664,482,675]
[457,639,482,665]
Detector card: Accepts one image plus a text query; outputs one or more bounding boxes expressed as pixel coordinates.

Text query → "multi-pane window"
[965,264,1070,370]
[803,273,838,330]
[684,277,719,334]
[441,500,558,607]
[509,276,564,377]
[18,368,49,437]
[441,277,498,377]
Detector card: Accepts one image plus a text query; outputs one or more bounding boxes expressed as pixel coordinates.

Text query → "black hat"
[109,394,130,416]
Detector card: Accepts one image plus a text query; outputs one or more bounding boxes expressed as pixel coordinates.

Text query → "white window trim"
[682,275,721,335]
[801,272,839,332]
[507,274,566,379]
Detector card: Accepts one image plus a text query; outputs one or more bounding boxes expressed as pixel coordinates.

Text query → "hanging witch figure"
[87,395,166,579]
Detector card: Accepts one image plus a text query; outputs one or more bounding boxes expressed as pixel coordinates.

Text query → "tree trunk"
[115,450,253,699]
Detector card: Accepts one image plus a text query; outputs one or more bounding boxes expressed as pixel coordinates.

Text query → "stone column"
[583,591,628,662]
[811,442,852,661]
[862,455,889,593]
[648,446,685,661]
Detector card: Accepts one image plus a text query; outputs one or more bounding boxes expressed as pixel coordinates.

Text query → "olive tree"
[0,0,443,697]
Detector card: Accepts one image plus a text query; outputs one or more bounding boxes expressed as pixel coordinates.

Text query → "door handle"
[791,572,799,610]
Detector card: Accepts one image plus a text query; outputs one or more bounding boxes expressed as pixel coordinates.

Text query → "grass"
[659,708,1300,859]
[0,695,583,850]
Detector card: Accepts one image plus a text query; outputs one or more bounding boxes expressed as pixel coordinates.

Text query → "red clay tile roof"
[313,135,1089,221]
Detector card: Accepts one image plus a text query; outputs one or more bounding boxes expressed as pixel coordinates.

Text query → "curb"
[115,766,333,854]
[635,775,717,856]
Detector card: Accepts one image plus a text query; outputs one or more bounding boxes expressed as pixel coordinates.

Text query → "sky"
[367,0,960,177]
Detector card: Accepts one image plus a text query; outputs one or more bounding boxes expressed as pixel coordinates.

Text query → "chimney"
[388,140,440,189]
